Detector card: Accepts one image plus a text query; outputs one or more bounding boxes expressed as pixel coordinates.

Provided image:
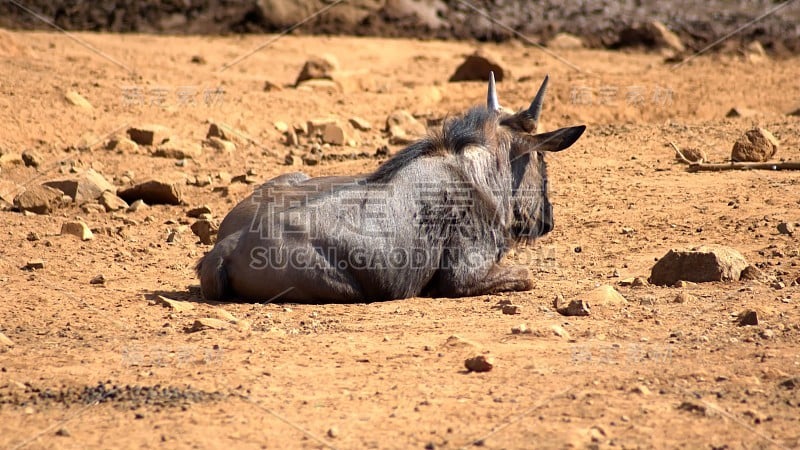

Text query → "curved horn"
[487,71,500,111]
[527,74,549,123]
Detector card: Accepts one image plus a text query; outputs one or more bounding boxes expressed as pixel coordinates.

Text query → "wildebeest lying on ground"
[197,74,585,302]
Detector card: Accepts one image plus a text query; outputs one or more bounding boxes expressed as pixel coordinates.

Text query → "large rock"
[731,128,779,162]
[118,179,184,205]
[295,54,339,85]
[617,20,685,53]
[308,118,348,146]
[381,0,447,29]
[152,137,202,159]
[14,185,65,214]
[43,169,115,203]
[449,50,507,82]
[650,245,748,286]
[547,32,585,50]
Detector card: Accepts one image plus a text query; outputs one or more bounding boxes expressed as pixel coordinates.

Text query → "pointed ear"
[511,125,586,159]
[500,75,549,133]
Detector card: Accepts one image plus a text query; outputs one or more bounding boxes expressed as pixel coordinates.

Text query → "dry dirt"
[0,30,799,449]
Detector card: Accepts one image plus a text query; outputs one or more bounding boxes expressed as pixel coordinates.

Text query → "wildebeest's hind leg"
[428,264,533,298]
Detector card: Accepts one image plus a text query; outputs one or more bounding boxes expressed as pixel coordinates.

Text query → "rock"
[386,110,426,144]
[0,152,23,168]
[24,259,45,270]
[745,41,768,62]
[738,310,759,326]
[555,294,591,317]
[274,121,289,133]
[106,137,139,153]
[381,0,446,29]
[284,154,300,166]
[118,179,183,205]
[308,118,348,146]
[204,137,236,154]
[777,222,795,236]
[787,106,800,117]
[464,355,494,373]
[449,50,507,82]
[153,138,201,159]
[98,191,128,212]
[673,292,697,304]
[55,427,71,437]
[295,54,339,85]
[81,202,105,214]
[187,205,212,218]
[0,332,14,346]
[547,32,584,49]
[284,129,299,146]
[511,324,531,334]
[327,426,339,439]
[64,90,93,109]
[89,274,105,285]
[263,80,282,92]
[631,277,649,287]
[550,324,570,339]
[14,185,65,214]
[188,318,229,332]
[127,199,148,212]
[740,265,765,281]
[155,295,195,312]
[206,123,233,141]
[0,179,21,205]
[296,79,342,94]
[731,128,779,162]
[349,116,371,132]
[191,219,219,245]
[43,169,116,203]
[21,151,43,167]
[61,221,93,240]
[444,335,479,348]
[677,147,707,163]
[644,20,685,52]
[632,385,652,396]
[726,107,760,118]
[127,124,171,146]
[771,280,786,290]
[579,285,628,307]
[649,245,748,286]
[501,304,521,315]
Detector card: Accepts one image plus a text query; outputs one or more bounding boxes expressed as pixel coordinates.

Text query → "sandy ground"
[0,30,799,449]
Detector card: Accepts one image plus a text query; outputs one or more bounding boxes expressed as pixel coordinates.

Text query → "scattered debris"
[61,221,94,241]
[650,245,748,286]
[731,128,779,162]
[464,355,494,373]
[449,49,507,82]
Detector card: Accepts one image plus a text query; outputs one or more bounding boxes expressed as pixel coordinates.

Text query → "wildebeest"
[197,73,585,302]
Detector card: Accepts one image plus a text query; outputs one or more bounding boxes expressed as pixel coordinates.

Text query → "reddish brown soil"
[0,30,799,449]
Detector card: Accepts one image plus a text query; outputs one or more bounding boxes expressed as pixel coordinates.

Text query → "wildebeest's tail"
[195,233,239,301]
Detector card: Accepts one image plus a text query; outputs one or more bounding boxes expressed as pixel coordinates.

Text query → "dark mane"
[368,107,499,183]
